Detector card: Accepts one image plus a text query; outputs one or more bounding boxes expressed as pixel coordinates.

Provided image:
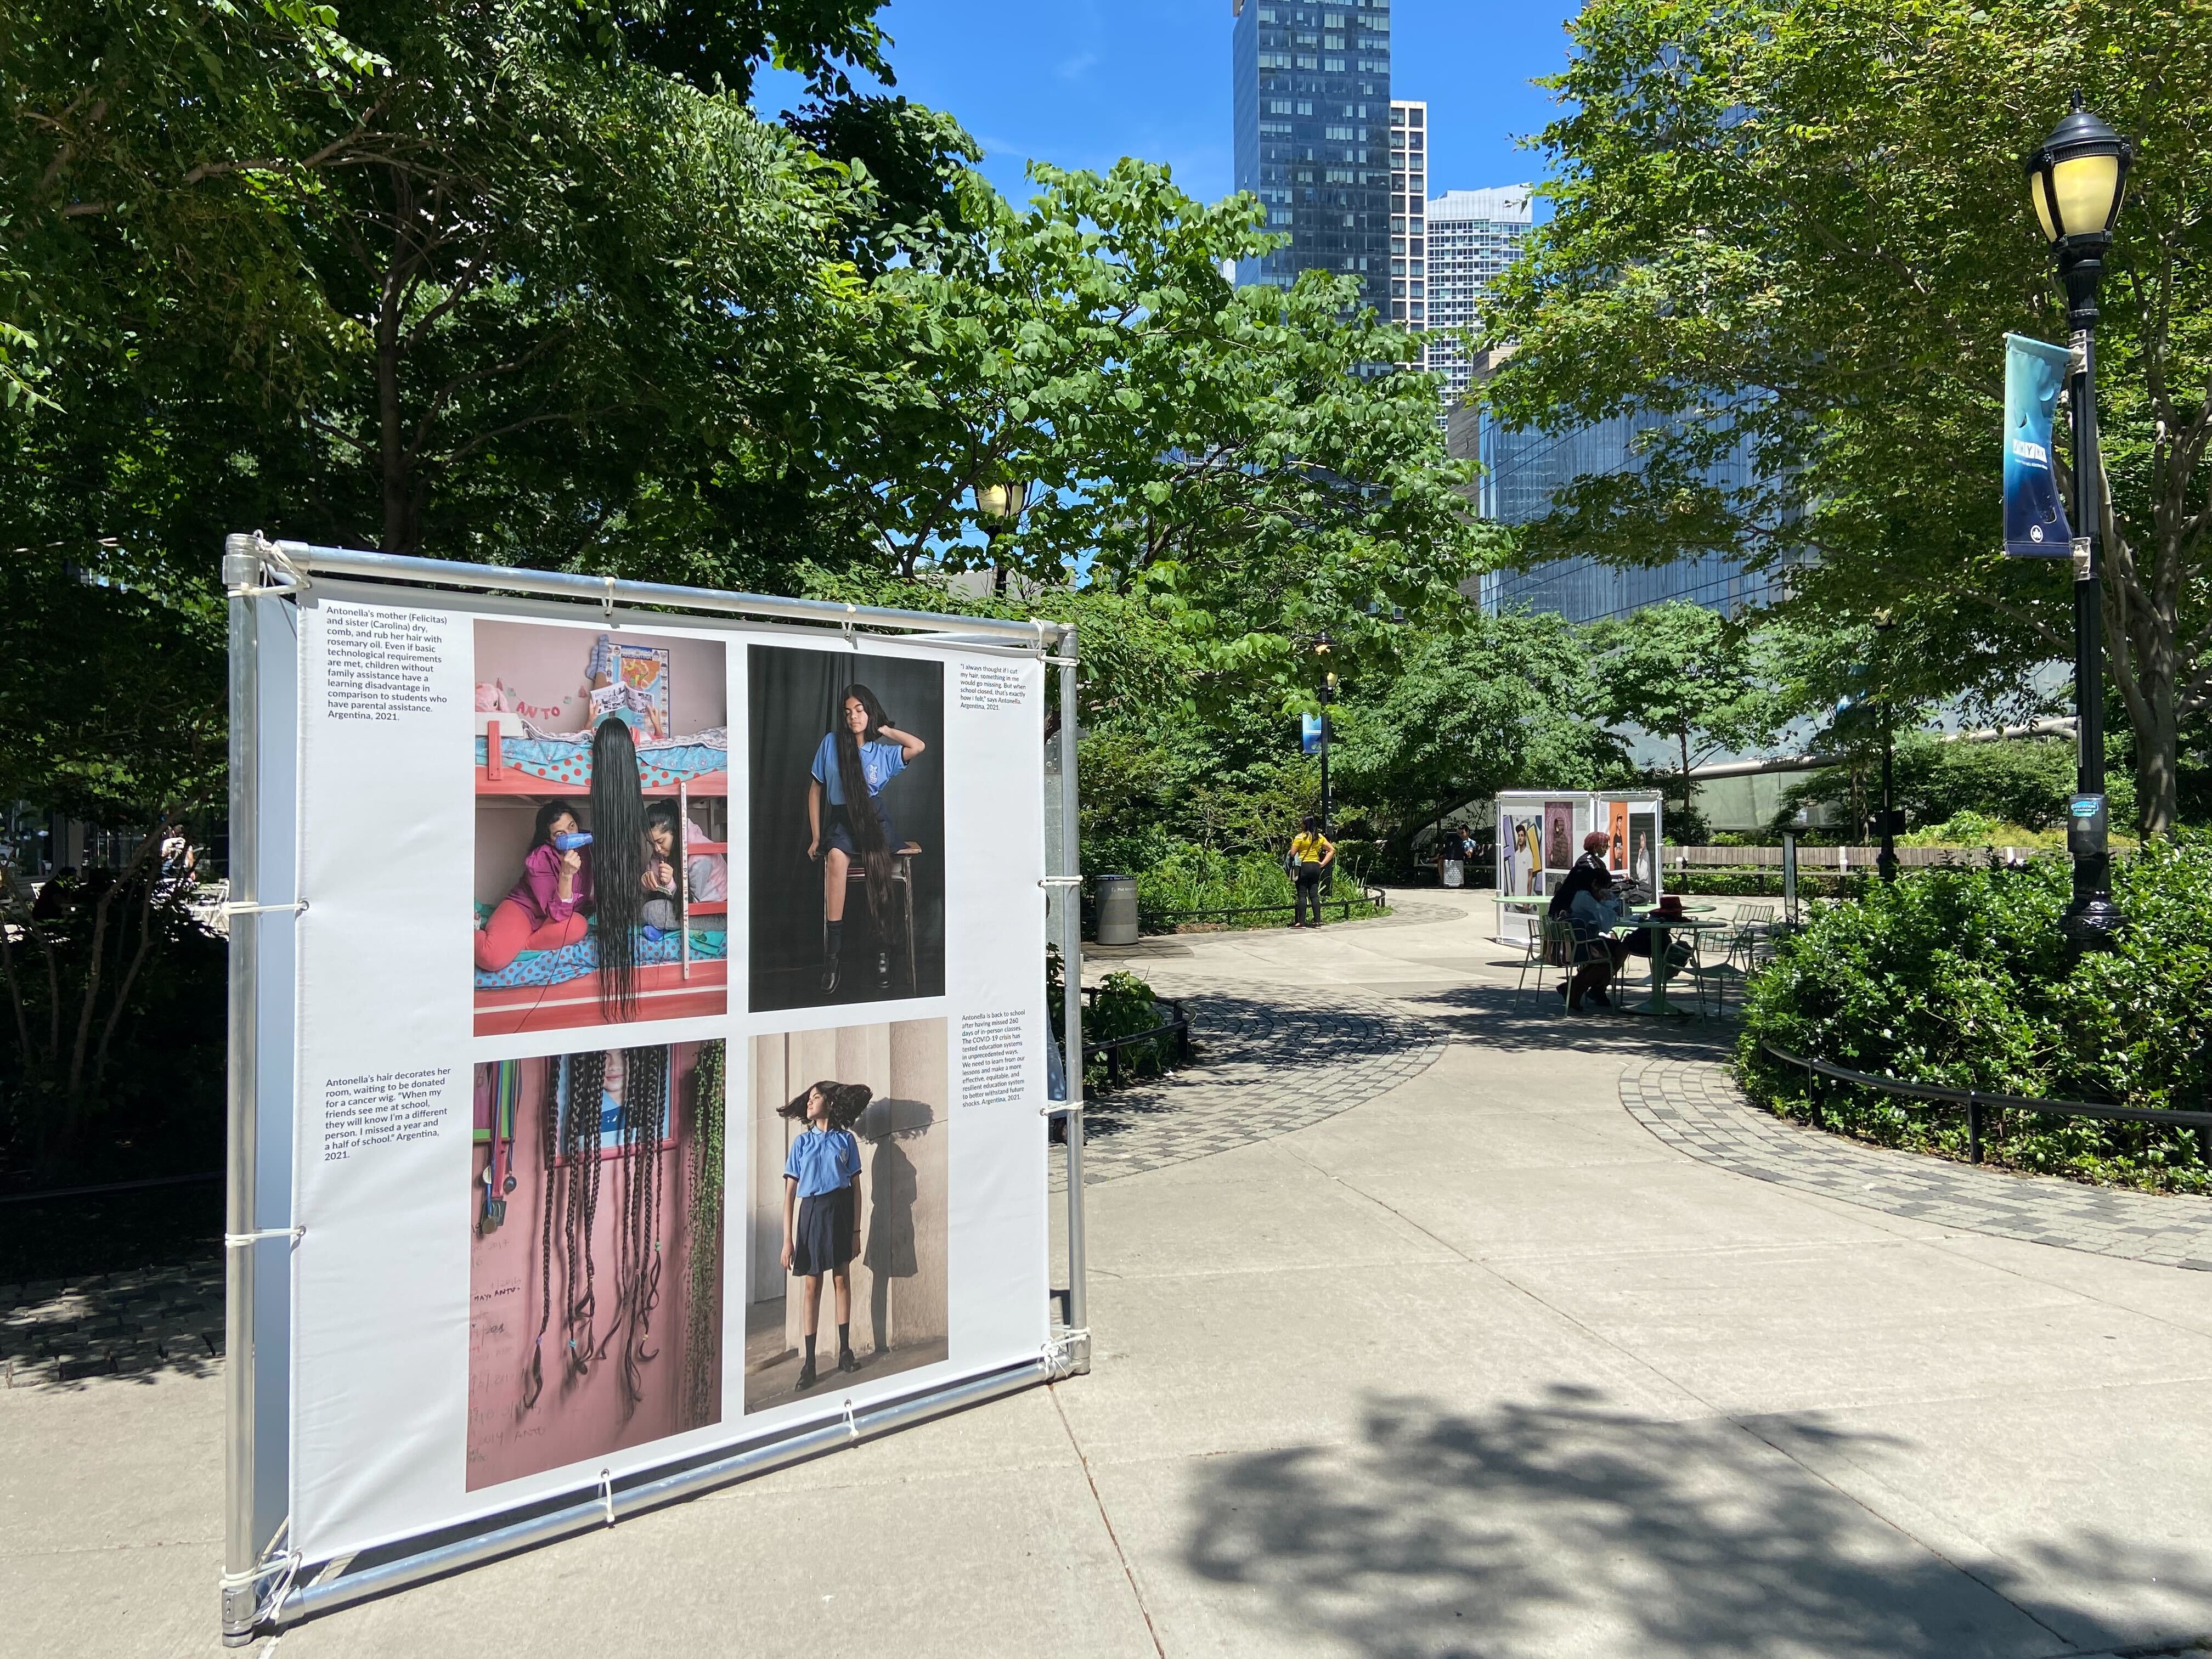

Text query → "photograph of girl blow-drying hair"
[473,620,730,1037]
[748,645,944,1013]
[745,1021,947,1415]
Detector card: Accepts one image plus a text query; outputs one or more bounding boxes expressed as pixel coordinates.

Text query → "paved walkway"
[1070,985,1444,1185]
[9,887,2212,1657]
[1626,1058,2212,1272]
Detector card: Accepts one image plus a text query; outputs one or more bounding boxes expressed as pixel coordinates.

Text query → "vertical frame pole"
[1057,633,1089,1352]
[221,550,263,1644]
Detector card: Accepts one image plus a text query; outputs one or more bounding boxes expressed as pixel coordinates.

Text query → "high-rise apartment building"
[1425,186,1532,402]
[1231,0,1393,316]
[1386,100,1427,335]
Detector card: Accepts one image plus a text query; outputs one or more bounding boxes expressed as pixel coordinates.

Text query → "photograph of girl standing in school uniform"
[747,645,945,1012]
[743,1020,948,1415]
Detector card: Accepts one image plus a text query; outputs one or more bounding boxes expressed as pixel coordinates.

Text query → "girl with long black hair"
[778,1080,872,1389]
[590,718,649,1019]
[805,684,924,994]
[475,800,593,972]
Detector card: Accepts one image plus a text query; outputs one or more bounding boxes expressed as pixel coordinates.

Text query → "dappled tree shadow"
[1082,992,1437,1143]
[1401,980,1741,1060]
[2,1257,223,1389]
[1185,1387,2209,1658]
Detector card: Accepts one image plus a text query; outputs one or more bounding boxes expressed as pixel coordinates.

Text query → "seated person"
[640,803,729,934]
[1548,831,1630,1009]
[643,804,681,933]
[476,804,592,972]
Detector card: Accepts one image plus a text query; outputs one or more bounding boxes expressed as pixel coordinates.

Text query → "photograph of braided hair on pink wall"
[466,1041,726,1490]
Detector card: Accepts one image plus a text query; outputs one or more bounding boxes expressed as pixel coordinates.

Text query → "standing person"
[779,1080,871,1390]
[1440,830,1465,889]
[1289,814,1334,929]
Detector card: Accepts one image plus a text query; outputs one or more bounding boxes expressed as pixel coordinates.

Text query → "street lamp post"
[975,480,1030,595]
[1874,613,1899,885]
[2025,93,2132,954]
[1314,630,1336,837]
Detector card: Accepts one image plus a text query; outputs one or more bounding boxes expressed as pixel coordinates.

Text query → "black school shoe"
[820,957,840,994]
[838,1348,859,1374]
[876,950,891,991]
[797,1357,819,1390]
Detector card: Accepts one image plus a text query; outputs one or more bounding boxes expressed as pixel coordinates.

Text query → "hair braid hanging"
[521,1056,559,1410]
[562,1048,606,1384]
[589,721,647,1019]
[681,1041,725,1431]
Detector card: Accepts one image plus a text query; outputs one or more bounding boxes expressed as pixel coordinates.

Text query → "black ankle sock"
[838,1322,851,1355]
[826,921,842,958]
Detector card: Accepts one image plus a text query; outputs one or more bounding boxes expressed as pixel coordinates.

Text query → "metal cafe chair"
[1528,917,1613,1015]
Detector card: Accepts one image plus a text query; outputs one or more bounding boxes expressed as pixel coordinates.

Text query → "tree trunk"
[377,300,412,554]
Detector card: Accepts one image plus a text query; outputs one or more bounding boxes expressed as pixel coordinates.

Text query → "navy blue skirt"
[792,1184,857,1278]
[824,800,897,859]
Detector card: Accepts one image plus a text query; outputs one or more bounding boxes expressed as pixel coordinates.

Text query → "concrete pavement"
[6,886,2212,1657]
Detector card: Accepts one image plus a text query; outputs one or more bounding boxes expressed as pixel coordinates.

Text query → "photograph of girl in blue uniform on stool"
[747,644,945,1013]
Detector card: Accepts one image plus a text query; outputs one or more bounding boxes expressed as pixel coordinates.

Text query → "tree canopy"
[1481,0,2212,832]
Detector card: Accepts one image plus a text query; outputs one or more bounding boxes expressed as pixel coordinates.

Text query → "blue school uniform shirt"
[785,1126,861,1197]
[811,733,905,806]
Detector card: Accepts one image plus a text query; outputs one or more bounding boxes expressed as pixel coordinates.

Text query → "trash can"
[1094,874,1139,946]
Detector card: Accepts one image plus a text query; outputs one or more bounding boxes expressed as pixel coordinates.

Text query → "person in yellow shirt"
[1288,815,1335,928]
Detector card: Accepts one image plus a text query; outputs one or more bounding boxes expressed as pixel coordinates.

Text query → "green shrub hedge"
[1668,868,1871,900]
[1737,836,2212,1193]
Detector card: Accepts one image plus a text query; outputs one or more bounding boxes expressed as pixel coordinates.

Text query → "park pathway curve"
[1624,1055,2212,1272]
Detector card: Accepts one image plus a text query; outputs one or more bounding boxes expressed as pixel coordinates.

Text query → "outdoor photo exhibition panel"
[221,540,1085,1641]
[1492,789,1663,943]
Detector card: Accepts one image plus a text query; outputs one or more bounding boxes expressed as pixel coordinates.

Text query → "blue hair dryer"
[553,832,592,852]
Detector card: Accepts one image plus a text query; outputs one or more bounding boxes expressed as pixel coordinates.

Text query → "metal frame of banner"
[218,535,1089,1644]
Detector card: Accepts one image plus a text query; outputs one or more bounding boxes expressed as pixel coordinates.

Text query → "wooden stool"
[821,849,918,989]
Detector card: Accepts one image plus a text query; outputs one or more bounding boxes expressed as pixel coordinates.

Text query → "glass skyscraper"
[1466,402,1788,622]
[1231,0,1393,316]
[1425,187,1532,404]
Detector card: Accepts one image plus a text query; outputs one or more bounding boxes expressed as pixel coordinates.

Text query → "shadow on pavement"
[1083,992,1438,1144]
[1402,981,1740,1062]
[1184,1387,2209,1659]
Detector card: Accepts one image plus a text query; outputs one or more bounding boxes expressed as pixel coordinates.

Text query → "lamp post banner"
[2004,332,2075,557]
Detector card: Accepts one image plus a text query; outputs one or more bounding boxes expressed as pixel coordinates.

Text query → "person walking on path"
[1289,815,1335,929]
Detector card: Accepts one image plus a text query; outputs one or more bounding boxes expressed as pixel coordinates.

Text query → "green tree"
[1585,602,1783,820]
[1481,0,2212,833]
[1331,609,1630,853]
[852,160,1488,699]
[3,0,905,579]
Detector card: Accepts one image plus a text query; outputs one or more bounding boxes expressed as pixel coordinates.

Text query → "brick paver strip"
[1059,981,1446,1188]
[1624,1057,2212,1271]
[3,1260,224,1391]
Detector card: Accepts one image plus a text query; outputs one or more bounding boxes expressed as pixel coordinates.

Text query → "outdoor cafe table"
[1609,912,1730,1018]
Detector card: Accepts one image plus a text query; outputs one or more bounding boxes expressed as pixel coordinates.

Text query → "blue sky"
[753,1,1587,214]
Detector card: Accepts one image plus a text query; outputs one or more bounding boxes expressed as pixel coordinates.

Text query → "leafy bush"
[1737,837,2212,1192]
[1045,957,1181,1091]
[1110,842,1383,931]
